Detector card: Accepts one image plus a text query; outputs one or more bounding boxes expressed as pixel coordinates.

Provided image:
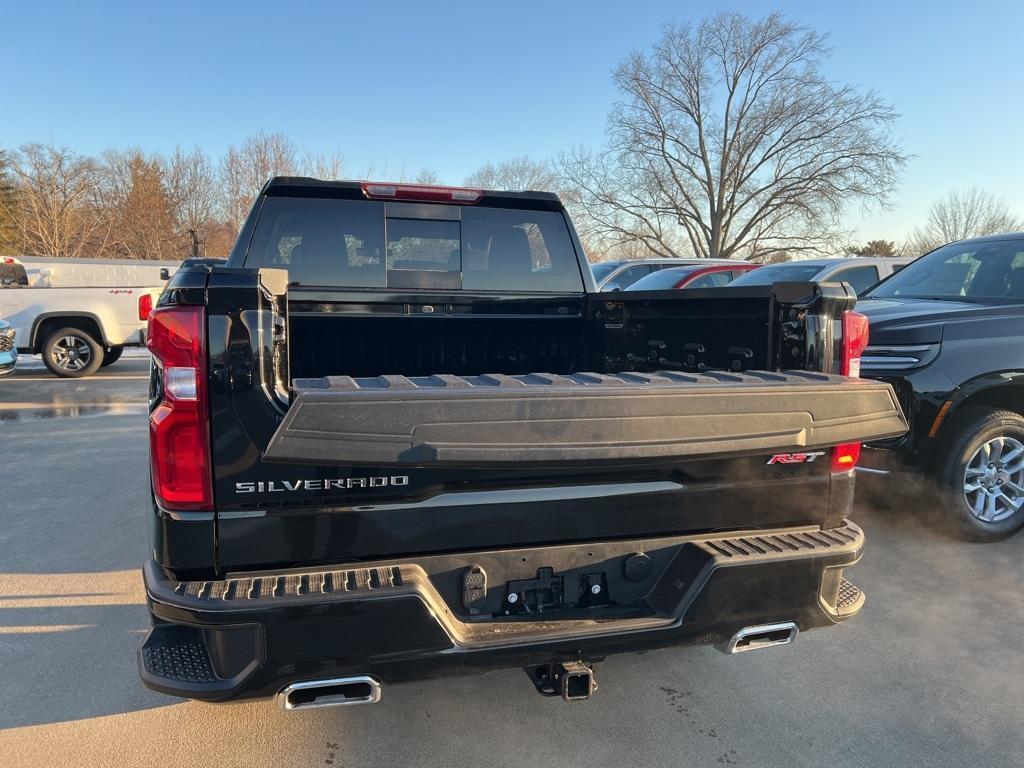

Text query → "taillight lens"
[138,292,154,321]
[831,442,862,472]
[841,310,869,377]
[146,306,212,510]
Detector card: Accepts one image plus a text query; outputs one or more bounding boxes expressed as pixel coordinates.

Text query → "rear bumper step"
[140,521,865,702]
[263,370,908,466]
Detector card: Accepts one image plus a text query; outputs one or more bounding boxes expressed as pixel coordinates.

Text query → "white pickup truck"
[1,283,163,377]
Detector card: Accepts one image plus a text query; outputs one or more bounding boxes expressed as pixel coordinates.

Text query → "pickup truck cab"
[859,233,1024,539]
[138,179,906,708]
[2,283,162,377]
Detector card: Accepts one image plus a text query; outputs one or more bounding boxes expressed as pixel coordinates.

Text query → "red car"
[625,262,760,290]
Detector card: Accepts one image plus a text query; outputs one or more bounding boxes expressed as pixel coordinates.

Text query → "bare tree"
[301,149,345,181]
[558,13,906,260]
[166,147,220,257]
[97,149,178,259]
[910,189,1024,254]
[0,146,19,252]
[4,143,104,257]
[221,132,298,232]
[414,168,442,185]
[465,156,561,191]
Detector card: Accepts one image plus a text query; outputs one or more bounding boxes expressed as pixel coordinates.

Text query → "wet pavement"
[0,350,149,421]
[0,359,1022,768]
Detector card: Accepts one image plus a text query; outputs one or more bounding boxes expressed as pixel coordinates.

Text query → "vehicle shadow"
[0,566,177,730]
[0,600,175,729]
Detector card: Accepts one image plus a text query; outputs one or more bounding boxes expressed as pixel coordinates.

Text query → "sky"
[3,0,1023,244]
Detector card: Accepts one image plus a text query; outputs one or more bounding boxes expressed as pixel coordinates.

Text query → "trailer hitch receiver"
[525,661,597,701]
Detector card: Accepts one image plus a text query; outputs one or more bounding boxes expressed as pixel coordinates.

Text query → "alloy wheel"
[51,334,93,372]
[963,436,1024,523]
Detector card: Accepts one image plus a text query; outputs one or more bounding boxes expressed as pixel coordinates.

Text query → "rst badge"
[766,452,826,465]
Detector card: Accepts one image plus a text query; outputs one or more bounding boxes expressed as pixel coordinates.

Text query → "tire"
[101,345,124,367]
[933,406,1024,540]
[42,327,104,378]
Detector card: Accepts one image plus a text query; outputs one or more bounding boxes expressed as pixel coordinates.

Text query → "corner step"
[141,640,216,683]
[836,577,865,616]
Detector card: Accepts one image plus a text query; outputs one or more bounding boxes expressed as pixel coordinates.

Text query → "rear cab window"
[244,194,584,293]
[0,259,28,286]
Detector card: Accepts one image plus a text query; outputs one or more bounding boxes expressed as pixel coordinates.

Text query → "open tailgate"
[262,370,908,467]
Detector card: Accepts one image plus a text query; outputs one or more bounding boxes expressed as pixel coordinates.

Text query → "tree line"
[0,136,348,261]
[1,13,1020,263]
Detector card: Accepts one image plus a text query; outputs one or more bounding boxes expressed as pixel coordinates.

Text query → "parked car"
[858,233,1024,539]
[0,256,29,287]
[728,257,914,296]
[0,318,16,376]
[1,283,163,377]
[591,258,740,291]
[625,262,760,291]
[137,178,906,708]
[159,257,227,281]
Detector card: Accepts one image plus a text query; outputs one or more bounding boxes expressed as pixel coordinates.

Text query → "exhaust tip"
[723,621,798,654]
[277,676,382,711]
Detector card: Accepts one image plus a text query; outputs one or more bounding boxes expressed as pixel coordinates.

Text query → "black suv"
[858,233,1024,539]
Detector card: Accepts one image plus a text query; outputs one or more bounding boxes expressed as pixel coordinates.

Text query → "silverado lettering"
[235,476,410,493]
[138,179,907,708]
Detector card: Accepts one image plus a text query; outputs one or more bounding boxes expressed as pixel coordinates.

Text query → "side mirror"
[604,282,622,292]
[159,268,170,281]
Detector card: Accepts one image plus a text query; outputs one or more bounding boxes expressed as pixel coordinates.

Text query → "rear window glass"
[244,197,584,292]
[461,207,582,292]
[728,263,823,286]
[868,239,1024,300]
[625,267,697,290]
[1,260,28,286]
[830,265,880,295]
[590,262,620,282]
[244,197,385,288]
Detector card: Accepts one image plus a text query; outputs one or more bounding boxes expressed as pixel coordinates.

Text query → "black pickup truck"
[138,179,906,708]
[858,233,1024,539]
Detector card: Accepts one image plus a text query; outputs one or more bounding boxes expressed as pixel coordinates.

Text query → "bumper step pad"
[170,565,403,604]
[138,622,262,700]
[837,577,865,616]
[141,641,216,684]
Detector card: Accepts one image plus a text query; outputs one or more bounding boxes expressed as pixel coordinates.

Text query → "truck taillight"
[360,181,483,204]
[146,305,212,510]
[138,292,154,321]
[831,442,861,472]
[841,310,869,377]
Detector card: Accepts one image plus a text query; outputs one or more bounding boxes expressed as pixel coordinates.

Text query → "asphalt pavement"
[0,354,1021,768]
